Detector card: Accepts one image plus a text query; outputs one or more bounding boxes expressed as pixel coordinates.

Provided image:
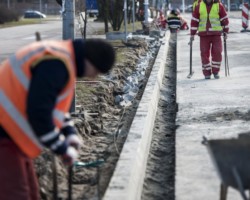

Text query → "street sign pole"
[132,0,135,32]
[40,0,42,13]
[182,0,185,13]
[63,0,75,40]
[227,0,230,13]
[144,0,149,23]
[124,0,128,42]
[62,0,75,113]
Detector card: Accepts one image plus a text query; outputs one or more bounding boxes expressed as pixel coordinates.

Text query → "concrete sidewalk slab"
[176,19,250,200]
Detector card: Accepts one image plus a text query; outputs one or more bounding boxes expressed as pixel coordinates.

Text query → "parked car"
[24,10,46,19]
[230,3,239,11]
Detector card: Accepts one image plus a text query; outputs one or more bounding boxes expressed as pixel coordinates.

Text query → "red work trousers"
[200,35,222,76]
[0,139,39,200]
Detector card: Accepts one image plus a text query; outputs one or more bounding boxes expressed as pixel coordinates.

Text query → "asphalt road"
[0,18,62,62]
[0,17,104,62]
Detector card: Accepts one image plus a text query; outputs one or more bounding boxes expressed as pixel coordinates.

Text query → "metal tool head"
[74,159,105,168]
[187,71,194,79]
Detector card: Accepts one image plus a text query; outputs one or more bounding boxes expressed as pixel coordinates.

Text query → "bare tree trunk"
[104,19,109,32]
[96,0,109,32]
[97,0,124,32]
[128,0,132,24]
[96,0,104,21]
[104,0,109,33]
[109,0,124,31]
[83,11,87,39]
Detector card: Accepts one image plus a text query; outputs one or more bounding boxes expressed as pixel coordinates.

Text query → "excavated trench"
[35,35,180,199]
[35,38,162,200]
[141,33,177,200]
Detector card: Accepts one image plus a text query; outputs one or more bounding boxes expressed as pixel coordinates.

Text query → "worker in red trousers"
[190,0,229,79]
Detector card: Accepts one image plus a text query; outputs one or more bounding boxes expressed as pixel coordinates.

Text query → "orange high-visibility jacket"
[0,40,76,158]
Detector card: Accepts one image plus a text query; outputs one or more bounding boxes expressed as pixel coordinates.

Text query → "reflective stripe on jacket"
[0,40,76,158]
[198,2,222,32]
[167,14,181,29]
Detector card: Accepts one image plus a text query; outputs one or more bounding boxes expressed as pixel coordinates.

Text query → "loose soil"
[35,38,160,200]
[141,34,177,200]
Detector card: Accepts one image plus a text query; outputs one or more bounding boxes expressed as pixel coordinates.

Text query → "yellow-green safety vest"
[198,2,222,32]
[193,0,199,11]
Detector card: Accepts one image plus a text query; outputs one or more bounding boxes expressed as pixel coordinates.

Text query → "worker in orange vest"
[0,38,115,200]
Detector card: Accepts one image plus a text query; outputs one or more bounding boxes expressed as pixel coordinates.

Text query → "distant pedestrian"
[176,9,189,30]
[156,11,167,29]
[180,16,189,30]
[190,0,229,79]
[0,38,115,200]
[167,9,181,33]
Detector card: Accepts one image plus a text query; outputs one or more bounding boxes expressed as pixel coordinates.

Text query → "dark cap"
[171,9,178,16]
[84,39,116,74]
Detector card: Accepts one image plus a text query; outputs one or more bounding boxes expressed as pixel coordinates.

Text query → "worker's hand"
[223,32,228,40]
[66,134,81,150]
[62,146,78,166]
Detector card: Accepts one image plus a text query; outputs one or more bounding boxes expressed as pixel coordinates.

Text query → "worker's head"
[171,9,178,16]
[83,39,115,78]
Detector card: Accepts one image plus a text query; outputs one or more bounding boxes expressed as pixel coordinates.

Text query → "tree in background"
[97,0,109,32]
[0,6,20,24]
[108,0,124,31]
[97,0,125,32]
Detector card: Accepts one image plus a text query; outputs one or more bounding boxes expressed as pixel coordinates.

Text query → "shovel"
[187,39,194,78]
[68,160,105,199]
[223,34,230,77]
[53,159,105,200]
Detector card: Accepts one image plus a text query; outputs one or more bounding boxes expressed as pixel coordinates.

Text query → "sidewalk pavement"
[175,17,250,200]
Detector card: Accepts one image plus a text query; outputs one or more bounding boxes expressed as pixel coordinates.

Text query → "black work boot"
[213,73,220,79]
